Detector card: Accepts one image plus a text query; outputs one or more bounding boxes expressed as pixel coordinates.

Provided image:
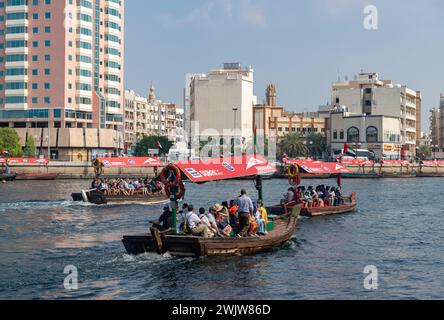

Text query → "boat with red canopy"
[122,155,301,258]
[417,160,444,177]
[0,157,59,180]
[71,157,168,205]
[273,159,357,217]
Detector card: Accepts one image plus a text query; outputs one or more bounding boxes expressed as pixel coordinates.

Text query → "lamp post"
[232,107,238,154]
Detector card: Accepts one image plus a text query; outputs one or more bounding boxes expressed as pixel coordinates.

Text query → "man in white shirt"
[186,205,212,238]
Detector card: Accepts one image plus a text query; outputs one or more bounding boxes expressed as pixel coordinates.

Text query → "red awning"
[323,162,352,174]
[290,159,351,174]
[0,158,49,165]
[284,158,313,165]
[341,159,375,166]
[421,160,444,166]
[98,157,163,168]
[381,160,410,165]
[175,155,276,183]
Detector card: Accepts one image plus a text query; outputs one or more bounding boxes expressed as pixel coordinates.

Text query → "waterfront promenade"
[5,161,444,179]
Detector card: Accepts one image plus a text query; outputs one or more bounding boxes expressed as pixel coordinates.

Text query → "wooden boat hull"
[273,173,331,179]
[71,189,169,205]
[122,206,301,257]
[334,173,381,179]
[416,173,444,178]
[270,193,357,218]
[16,173,59,180]
[0,173,17,181]
[381,173,416,179]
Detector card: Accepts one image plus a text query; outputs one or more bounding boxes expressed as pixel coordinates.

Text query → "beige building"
[253,84,327,141]
[124,84,183,153]
[440,94,444,149]
[329,72,421,159]
[14,127,122,161]
[190,63,257,144]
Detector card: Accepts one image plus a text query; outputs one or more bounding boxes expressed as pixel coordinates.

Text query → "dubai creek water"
[0,178,443,300]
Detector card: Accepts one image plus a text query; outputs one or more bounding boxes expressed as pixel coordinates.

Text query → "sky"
[124,0,444,132]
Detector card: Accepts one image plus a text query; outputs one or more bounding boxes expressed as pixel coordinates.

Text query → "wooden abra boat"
[123,206,300,257]
[300,193,357,217]
[0,172,17,181]
[123,155,294,257]
[72,189,169,205]
[71,157,167,205]
[283,160,358,217]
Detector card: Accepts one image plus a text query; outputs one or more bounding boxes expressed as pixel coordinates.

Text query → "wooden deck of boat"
[122,207,300,257]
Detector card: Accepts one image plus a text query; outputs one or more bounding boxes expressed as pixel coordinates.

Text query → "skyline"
[124,0,444,133]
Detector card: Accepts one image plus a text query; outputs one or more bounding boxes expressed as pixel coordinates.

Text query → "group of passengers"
[91,177,163,196]
[281,185,344,208]
[152,189,269,239]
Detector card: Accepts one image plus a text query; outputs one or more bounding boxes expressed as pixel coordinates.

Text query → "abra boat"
[71,157,168,205]
[279,159,358,217]
[0,172,17,181]
[417,161,444,177]
[122,155,300,257]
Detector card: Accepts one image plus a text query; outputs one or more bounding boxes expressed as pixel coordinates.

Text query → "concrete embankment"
[10,162,164,179]
[8,163,444,180]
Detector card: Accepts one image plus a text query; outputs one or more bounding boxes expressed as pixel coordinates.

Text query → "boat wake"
[0,200,96,213]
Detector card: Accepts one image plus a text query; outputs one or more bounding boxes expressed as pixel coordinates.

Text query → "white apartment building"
[124,87,167,153]
[329,72,422,160]
[190,63,257,145]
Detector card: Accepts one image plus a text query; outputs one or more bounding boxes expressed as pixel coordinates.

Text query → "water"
[0,178,443,300]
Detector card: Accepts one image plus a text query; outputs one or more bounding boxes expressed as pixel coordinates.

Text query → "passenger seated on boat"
[247,211,259,237]
[91,177,101,190]
[281,187,295,205]
[334,188,343,206]
[186,205,212,238]
[213,204,232,237]
[152,206,173,232]
[198,208,217,238]
[179,203,189,233]
[228,200,239,228]
[294,188,304,204]
[257,200,269,234]
[254,201,268,236]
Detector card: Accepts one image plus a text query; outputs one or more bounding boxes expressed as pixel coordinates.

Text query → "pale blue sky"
[124,0,444,132]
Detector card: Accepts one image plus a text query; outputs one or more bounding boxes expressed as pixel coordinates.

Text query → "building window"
[333,130,338,140]
[340,130,344,140]
[366,126,378,142]
[347,127,360,143]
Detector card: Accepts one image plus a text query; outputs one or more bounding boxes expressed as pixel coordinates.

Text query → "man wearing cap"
[235,189,254,237]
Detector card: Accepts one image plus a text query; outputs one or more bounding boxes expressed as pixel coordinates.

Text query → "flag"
[344,144,357,158]
[156,141,164,152]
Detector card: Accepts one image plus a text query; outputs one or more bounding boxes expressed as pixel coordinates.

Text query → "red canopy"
[175,155,276,183]
[381,160,410,165]
[341,159,375,166]
[291,160,351,174]
[284,158,313,165]
[421,160,444,166]
[98,157,163,168]
[0,158,49,165]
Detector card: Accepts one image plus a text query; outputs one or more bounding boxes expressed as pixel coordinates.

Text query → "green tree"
[418,145,432,160]
[0,128,23,157]
[306,133,327,159]
[278,133,308,158]
[24,135,36,158]
[134,135,173,156]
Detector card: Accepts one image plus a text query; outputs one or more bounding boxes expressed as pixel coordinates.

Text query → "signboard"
[97,157,163,168]
[148,149,160,155]
[0,158,49,165]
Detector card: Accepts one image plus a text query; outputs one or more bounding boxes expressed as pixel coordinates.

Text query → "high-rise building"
[0,0,124,159]
[183,73,204,148]
[439,94,444,149]
[430,107,441,149]
[329,72,421,160]
[190,63,257,144]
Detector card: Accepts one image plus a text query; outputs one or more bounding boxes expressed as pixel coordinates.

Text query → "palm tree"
[306,133,327,159]
[279,133,308,158]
